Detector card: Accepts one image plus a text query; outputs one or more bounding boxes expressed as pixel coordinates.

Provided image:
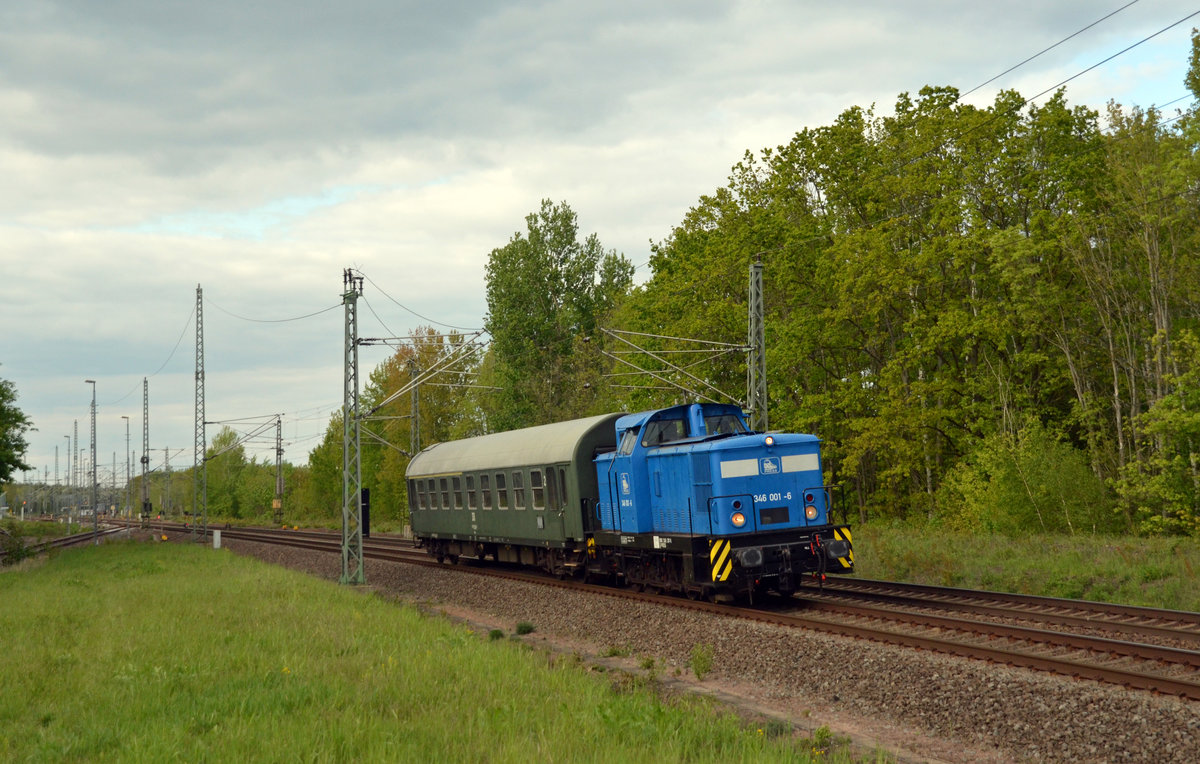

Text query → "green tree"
[1115,330,1200,535]
[205,427,248,518]
[0,370,33,483]
[301,412,343,522]
[483,199,633,430]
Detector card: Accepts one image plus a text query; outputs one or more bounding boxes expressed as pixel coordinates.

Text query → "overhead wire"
[358,270,484,332]
[104,304,195,407]
[206,298,341,323]
[959,0,1142,101]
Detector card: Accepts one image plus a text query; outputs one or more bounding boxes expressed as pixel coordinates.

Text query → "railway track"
[0,526,126,561]
[136,521,1200,701]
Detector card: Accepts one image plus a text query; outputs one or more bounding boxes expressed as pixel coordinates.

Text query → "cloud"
[3,0,1197,474]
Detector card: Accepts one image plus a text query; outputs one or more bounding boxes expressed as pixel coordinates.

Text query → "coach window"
[480,473,493,509]
[466,475,477,509]
[545,469,557,510]
[512,471,526,509]
[420,480,430,510]
[426,480,438,510]
[440,478,451,510]
[496,472,509,509]
[558,468,568,508]
[531,470,545,510]
[408,480,419,511]
[452,476,463,509]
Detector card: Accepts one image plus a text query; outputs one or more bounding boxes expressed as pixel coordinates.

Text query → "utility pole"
[85,379,97,544]
[746,255,768,432]
[141,378,150,522]
[71,421,78,511]
[194,283,207,541]
[341,268,365,585]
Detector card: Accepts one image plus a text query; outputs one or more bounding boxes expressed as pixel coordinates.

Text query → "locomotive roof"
[406,412,622,476]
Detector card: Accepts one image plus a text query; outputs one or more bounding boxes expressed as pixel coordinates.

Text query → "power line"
[206,297,341,323]
[959,0,1141,100]
[358,270,483,331]
[105,306,195,406]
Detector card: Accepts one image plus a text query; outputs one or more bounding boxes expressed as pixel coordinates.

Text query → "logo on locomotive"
[620,472,631,494]
[759,456,780,475]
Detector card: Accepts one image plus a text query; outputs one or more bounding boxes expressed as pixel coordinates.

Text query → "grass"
[0,541,865,763]
[853,523,1200,611]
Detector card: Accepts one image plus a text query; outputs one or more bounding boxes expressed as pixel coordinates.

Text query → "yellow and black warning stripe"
[709,538,733,582]
[586,536,596,558]
[833,527,854,569]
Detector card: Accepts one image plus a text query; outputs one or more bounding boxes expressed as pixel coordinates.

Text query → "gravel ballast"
[220,537,1200,763]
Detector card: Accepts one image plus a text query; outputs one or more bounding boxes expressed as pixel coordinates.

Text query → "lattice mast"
[141,378,150,522]
[89,384,97,544]
[747,255,768,432]
[341,269,366,584]
[274,416,284,525]
[194,284,208,540]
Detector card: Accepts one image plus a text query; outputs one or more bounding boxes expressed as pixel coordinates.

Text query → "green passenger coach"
[406,413,621,573]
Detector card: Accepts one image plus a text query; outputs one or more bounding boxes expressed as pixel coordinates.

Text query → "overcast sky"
[2,0,1197,486]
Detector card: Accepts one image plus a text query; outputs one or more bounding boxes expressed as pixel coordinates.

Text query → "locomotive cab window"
[481,473,492,509]
[496,472,508,509]
[531,470,544,509]
[512,471,526,509]
[618,428,638,455]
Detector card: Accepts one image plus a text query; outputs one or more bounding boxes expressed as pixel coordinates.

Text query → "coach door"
[535,465,569,541]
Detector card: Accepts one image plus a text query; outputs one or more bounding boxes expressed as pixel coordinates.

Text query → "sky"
[2,0,1198,486]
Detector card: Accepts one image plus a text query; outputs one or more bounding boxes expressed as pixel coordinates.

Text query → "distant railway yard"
[10,519,1192,762]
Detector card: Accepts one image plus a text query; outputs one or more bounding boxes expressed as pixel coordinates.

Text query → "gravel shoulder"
[219,537,1200,763]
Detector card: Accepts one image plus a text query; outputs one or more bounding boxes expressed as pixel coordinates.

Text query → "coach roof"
[406,413,622,476]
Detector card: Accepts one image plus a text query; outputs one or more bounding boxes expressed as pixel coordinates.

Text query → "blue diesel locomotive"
[405,402,852,599]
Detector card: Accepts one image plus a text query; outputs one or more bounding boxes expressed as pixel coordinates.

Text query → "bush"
[514,621,535,635]
[936,419,1119,535]
[0,520,29,566]
[689,643,714,680]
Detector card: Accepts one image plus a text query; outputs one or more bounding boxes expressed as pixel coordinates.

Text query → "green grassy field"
[853,524,1200,611]
[0,542,867,763]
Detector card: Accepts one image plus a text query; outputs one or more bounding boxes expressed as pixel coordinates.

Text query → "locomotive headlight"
[805,505,818,520]
[764,435,775,447]
[731,511,747,528]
